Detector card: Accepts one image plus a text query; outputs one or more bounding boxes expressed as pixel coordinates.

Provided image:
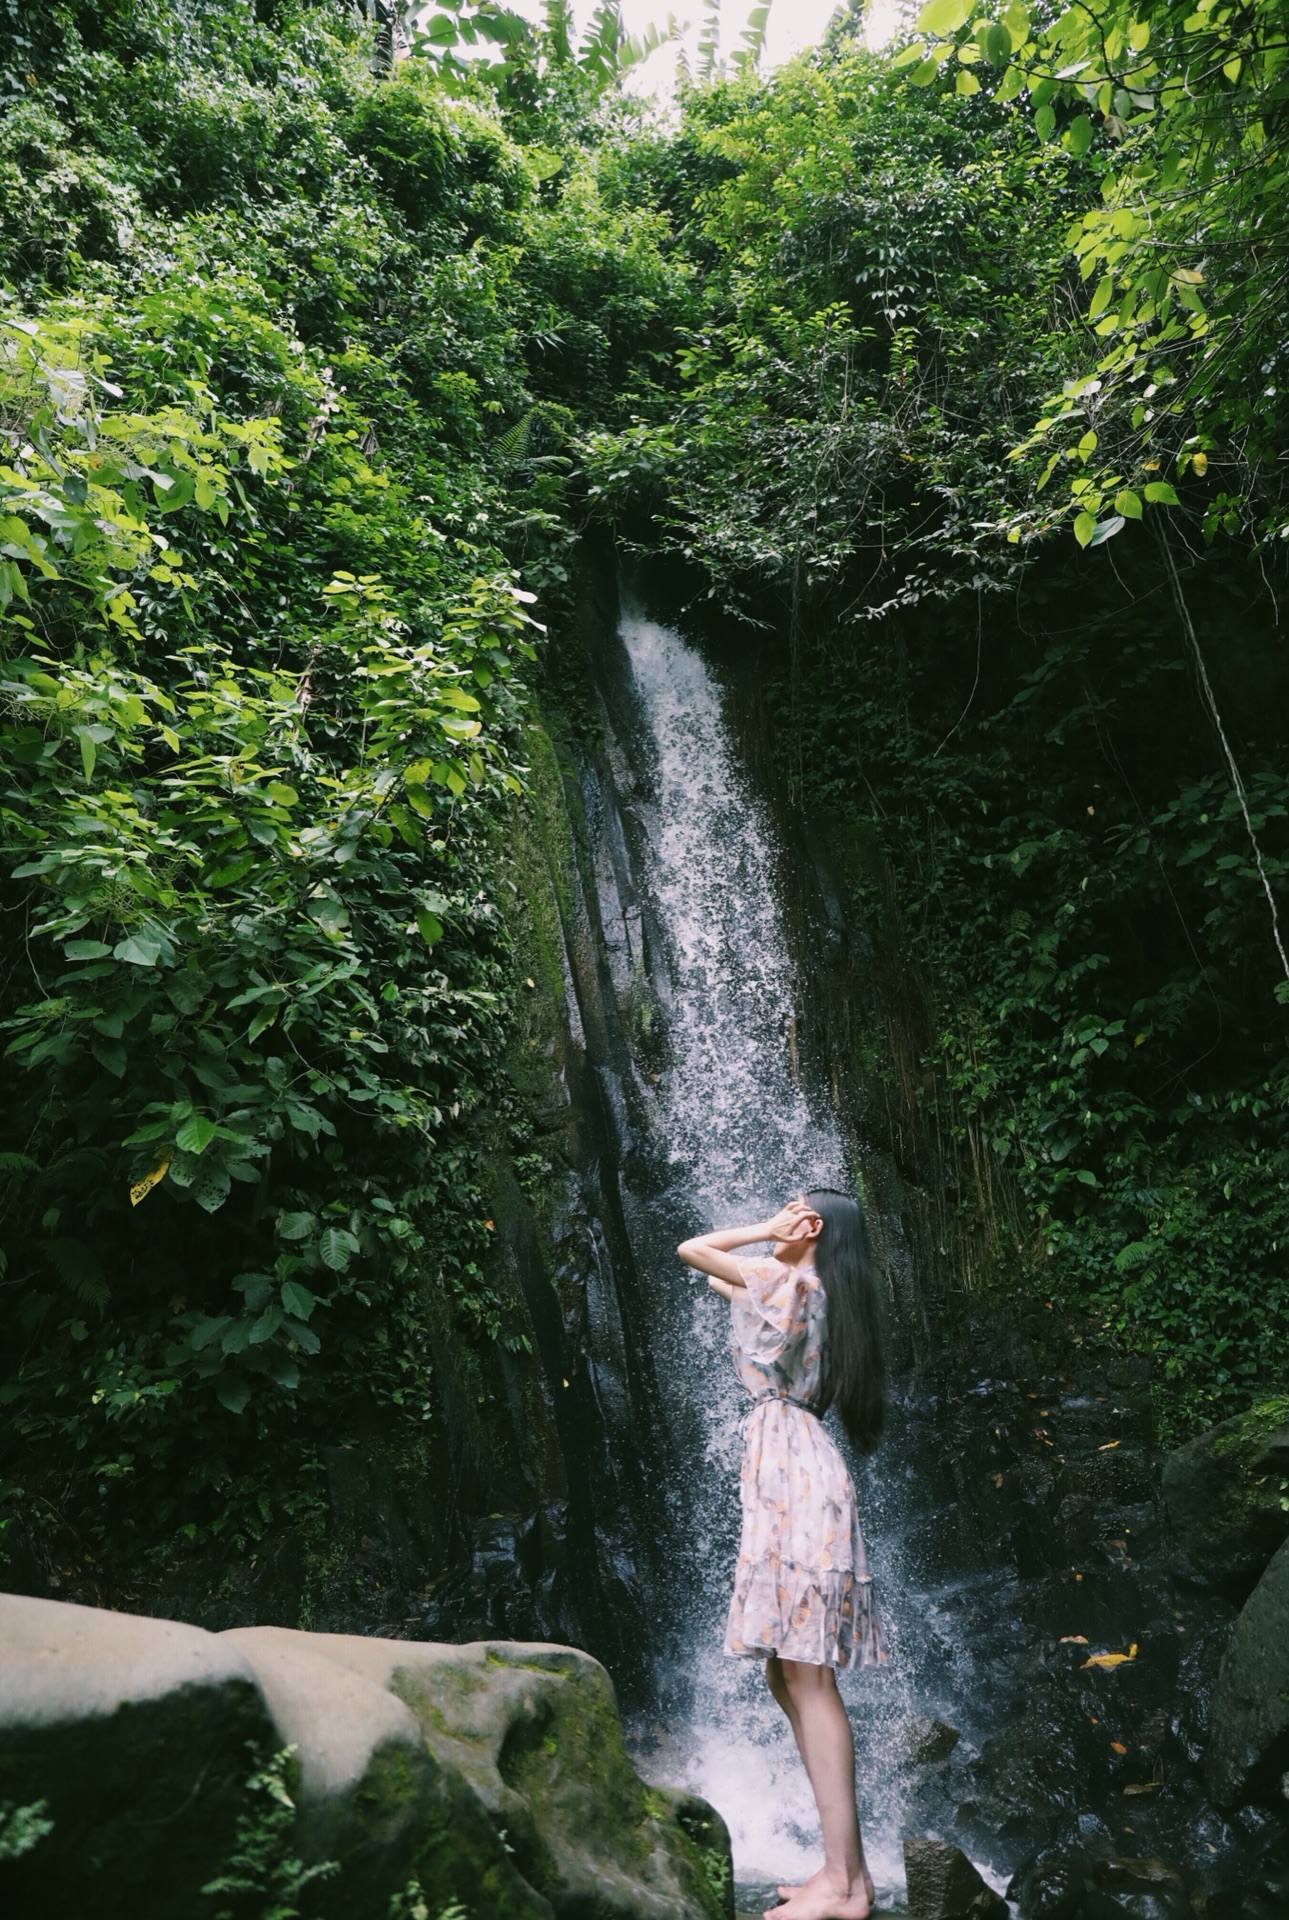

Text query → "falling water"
[607,606,916,1906]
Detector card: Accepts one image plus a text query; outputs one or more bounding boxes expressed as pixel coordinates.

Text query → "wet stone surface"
[880,1303,1289,1916]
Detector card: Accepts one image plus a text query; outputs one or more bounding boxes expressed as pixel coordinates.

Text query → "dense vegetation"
[1,0,1285,1606]
[583,0,1289,1429]
[0,0,645,1598]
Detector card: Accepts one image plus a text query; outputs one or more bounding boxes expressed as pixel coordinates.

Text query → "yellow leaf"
[130,1156,171,1207]
[1110,1740,1127,1754]
[1191,451,1208,475]
[1082,1643,1138,1669]
[1098,1439,1122,1450]
[1059,1634,1089,1644]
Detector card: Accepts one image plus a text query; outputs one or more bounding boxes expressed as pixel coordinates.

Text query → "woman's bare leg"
[766,1656,828,1903]
[766,1653,806,1750]
[765,1660,874,1920]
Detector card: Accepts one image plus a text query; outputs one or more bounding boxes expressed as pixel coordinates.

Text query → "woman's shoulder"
[737,1254,815,1287]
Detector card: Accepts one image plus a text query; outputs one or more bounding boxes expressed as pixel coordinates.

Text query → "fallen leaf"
[1060,1635,1089,1645]
[1082,1643,1138,1670]
[1123,1781,1158,1795]
[1110,1741,1127,1754]
[1098,1439,1122,1451]
[992,1472,1004,1488]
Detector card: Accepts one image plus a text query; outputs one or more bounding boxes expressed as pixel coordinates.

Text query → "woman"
[678,1190,887,1920]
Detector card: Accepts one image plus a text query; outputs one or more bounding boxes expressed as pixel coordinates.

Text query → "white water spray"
[614,609,913,1906]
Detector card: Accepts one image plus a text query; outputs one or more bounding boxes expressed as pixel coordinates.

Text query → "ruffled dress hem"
[724,1553,888,1670]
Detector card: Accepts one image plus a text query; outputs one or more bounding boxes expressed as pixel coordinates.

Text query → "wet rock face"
[1160,1400,1289,1595]
[1008,1842,1194,1920]
[888,1316,1289,1912]
[903,1835,1007,1917]
[1205,1538,1289,1807]
[0,1596,731,1920]
[903,1717,963,1767]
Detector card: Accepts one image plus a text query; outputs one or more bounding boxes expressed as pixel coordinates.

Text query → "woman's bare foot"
[776,1865,826,1900]
[775,1864,874,1906]
[767,1863,875,1919]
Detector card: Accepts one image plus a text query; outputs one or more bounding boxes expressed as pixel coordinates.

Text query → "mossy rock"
[1,1600,728,1919]
[0,1595,277,1920]
[1161,1397,1289,1593]
[367,1638,732,1919]
[237,1630,734,1920]
[1205,1537,1289,1807]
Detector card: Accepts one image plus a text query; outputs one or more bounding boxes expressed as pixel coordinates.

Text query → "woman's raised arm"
[678,1203,814,1299]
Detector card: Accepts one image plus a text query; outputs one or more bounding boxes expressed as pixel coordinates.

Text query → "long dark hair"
[808,1188,885,1455]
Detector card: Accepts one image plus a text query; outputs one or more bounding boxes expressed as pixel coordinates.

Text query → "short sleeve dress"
[724,1256,887,1670]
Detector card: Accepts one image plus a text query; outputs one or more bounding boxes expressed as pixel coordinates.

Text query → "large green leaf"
[175,1115,218,1155]
[916,0,973,33]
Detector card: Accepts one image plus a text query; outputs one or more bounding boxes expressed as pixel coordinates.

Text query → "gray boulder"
[0,1597,731,1920]
[221,1626,549,1919]
[234,1628,733,1919]
[0,1593,276,1920]
[1205,1535,1289,1806]
[1161,1397,1289,1591]
[904,1835,1007,1918]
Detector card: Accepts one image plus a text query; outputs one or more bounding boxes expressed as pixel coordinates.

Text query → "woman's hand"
[764,1199,818,1244]
[677,1199,820,1288]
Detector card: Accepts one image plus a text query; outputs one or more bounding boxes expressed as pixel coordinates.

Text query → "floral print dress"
[724,1256,887,1670]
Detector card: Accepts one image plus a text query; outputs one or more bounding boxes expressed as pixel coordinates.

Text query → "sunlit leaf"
[916,0,972,33]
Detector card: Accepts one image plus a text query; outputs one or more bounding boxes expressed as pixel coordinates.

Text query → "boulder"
[0,1596,731,1920]
[1161,1398,1289,1592]
[904,1835,1007,1918]
[221,1627,548,1919]
[0,1593,276,1920]
[901,1717,962,1767]
[1205,1536,1289,1806]
[277,1629,733,1918]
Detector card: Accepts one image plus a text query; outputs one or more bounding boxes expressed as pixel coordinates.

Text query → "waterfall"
[602,603,915,1905]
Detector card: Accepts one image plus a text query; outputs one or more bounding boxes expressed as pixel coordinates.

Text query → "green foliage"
[780,543,1289,1424]
[898,0,1289,550]
[386,1881,465,1920]
[580,46,1083,615]
[577,26,1289,1420]
[0,1800,53,1863]
[0,0,595,1589]
[3,0,1285,1593]
[201,1744,337,1920]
